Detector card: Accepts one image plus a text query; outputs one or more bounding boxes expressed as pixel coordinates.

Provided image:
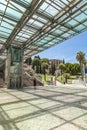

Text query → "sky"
[34,31,87,63]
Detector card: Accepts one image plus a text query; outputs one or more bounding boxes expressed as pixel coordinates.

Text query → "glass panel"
[6,7,22,19]
[40,2,49,10]
[0,31,10,36]
[62,33,71,38]
[54,0,71,4]
[0,0,7,5]
[43,44,50,47]
[75,13,86,22]
[67,20,78,26]
[0,26,12,33]
[24,0,32,4]
[45,5,58,16]
[27,19,34,25]
[44,36,53,41]
[17,0,32,6]
[48,42,55,45]
[52,39,59,42]
[37,48,43,51]
[36,42,44,45]
[83,21,87,26]
[54,30,63,34]
[75,25,86,31]
[0,38,6,42]
[39,39,47,43]
[0,3,6,12]
[3,18,17,26]
[32,21,44,27]
[0,0,87,55]
[1,21,14,30]
[68,30,75,35]
[22,34,30,38]
[9,1,26,12]
[38,17,48,23]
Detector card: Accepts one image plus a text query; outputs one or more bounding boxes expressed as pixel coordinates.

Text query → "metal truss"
[0,0,87,59]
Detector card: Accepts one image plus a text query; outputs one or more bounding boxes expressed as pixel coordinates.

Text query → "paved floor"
[0,86,87,130]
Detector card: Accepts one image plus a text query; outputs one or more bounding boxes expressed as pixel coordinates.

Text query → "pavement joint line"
[0,87,87,130]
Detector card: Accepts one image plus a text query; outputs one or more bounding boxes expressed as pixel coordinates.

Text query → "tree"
[50,63,56,75]
[65,63,80,75]
[41,58,49,81]
[76,51,85,80]
[41,58,49,64]
[63,73,70,83]
[59,63,65,75]
[65,63,72,74]
[41,62,48,81]
[25,57,32,65]
[32,56,41,73]
[70,63,80,75]
[63,59,65,64]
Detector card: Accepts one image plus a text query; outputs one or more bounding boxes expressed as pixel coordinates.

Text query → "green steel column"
[8,47,24,89]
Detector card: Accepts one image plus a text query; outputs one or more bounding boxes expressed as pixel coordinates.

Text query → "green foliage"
[57,74,77,84]
[41,58,49,64]
[41,62,48,68]
[59,63,65,74]
[41,58,49,75]
[70,63,80,75]
[65,63,72,74]
[63,73,70,83]
[69,75,77,79]
[65,63,80,75]
[32,57,49,76]
[76,51,85,80]
[76,51,85,65]
[32,56,41,73]
[63,73,70,78]
[50,63,56,75]
[63,59,65,64]
[31,54,82,78]
[41,62,48,80]
[25,57,32,65]
[57,76,64,84]
[41,74,53,85]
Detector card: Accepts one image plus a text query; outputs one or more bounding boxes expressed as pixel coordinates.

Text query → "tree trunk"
[80,63,84,80]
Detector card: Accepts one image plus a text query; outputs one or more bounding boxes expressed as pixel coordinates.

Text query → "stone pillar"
[21,56,24,87]
[5,54,11,87]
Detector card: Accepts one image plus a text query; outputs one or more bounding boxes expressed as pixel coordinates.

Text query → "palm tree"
[76,51,85,80]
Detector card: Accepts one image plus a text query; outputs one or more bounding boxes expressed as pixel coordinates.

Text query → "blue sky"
[34,31,87,63]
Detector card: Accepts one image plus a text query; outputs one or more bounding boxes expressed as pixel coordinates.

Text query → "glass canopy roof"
[0,0,87,59]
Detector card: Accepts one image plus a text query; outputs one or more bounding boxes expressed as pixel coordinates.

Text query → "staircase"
[23,72,43,87]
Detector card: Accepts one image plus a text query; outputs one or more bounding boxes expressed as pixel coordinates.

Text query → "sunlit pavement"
[0,86,87,130]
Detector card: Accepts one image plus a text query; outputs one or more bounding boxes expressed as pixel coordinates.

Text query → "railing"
[24,71,43,86]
